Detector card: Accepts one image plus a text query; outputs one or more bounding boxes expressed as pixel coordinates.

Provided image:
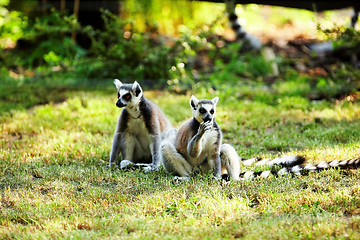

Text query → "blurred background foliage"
[0,0,359,103]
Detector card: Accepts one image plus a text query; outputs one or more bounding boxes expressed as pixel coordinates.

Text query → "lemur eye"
[210,109,214,114]
[117,92,120,99]
[122,94,131,101]
[199,108,206,114]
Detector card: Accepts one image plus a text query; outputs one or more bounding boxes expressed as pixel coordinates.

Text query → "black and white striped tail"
[351,7,359,28]
[226,0,262,50]
[241,155,305,167]
[240,158,360,180]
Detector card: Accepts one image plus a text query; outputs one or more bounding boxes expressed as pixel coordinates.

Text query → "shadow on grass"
[0,77,115,118]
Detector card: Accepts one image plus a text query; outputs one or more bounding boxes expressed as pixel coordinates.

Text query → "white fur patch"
[339,160,349,167]
[256,158,270,166]
[304,163,316,171]
[291,165,302,176]
[242,158,257,166]
[243,171,254,179]
[174,176,190,182]
[329,160,339,167]
[317,161,329,169]
[202,128,218,149]
[114,79,122,90]
[120,160,133,169]
[259,170,271,178]
[127,118,152,152]
[277,168,288,176]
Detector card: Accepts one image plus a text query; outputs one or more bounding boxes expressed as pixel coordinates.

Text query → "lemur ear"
[132,81,142,97]
[190,95,199,110]
[114,79,122,90]
[211,97,219,105]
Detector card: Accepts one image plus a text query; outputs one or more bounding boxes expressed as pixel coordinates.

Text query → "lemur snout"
[203,115,212,122]
[116,100,126,108]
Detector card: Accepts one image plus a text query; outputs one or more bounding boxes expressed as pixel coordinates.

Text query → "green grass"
[1,79,360,239]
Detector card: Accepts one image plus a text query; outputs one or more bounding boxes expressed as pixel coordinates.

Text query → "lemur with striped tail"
[109,80,172,172]
[160,95,242,181]
[160,95,304,181]
[160,95,359,181]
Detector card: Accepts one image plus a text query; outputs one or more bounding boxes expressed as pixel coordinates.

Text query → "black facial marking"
[122,93,131,101]
[133,84,141,97]
[204,115,211,122]
[116,99,126,108]
[199,107,206,114]
[190,100,196,110]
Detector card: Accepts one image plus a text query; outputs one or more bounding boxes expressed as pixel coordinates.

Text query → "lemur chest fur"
[201,128,219,149]
[126,117,152,149]
[188,128,220,166]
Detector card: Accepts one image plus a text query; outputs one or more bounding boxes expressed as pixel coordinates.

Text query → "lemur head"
[190,95,219,123]
[113,79,143,108]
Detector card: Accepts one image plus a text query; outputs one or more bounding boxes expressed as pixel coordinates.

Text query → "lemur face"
[113,79,143,108]
[190,95,219,123]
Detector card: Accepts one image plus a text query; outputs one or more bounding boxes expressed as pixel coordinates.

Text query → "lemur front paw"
[120,160,135,170]
[198,121,212,135]
[142,164,159,173]
[173,176,190,182]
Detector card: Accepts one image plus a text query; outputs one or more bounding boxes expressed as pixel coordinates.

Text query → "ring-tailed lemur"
[109,80,172,172]
[160,95,242,181]
[225,0,262,50]
[159,94,359,181]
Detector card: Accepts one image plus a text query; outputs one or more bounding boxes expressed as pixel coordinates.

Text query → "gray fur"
[109,80,172,172]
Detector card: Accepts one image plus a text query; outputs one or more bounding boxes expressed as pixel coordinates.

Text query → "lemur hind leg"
[117,134,136,170]
[220,144,240,181]
[161,141,193,179]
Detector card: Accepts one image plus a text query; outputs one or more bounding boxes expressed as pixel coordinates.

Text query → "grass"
[0,77,360,239]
